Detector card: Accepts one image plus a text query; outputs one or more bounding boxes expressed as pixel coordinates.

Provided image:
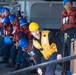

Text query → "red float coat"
[13,20,20,42]
[4,24,13,36]
[0,15,4,27]
[20,25,31,41]
[60,7,76,31]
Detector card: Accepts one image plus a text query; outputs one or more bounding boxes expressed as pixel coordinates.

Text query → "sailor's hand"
[30,56,34,60]
[37,68,42,75]
[15,42,19,49]
[22,48,26,51]
[57,54,62,60]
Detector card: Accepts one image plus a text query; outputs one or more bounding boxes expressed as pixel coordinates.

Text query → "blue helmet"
[0,8,4,13]
[62,0,72,5]
[20,18,27,26]
[0,8,3,13]
[2,7,10,12]
[9,14,16,22]
[4,36,12,44]
[3,16,10,23]
[19,38,28,49]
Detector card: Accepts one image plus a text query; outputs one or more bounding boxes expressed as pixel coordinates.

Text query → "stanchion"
[6,55,76,75]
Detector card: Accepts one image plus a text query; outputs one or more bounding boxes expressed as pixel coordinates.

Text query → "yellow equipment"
[33,30,58,60]
[29,22,39,32]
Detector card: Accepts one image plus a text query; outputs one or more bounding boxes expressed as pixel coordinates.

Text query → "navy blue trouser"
[16,49,30,67]
[0,36,4,53]
[10,45,19,63]
[0,27,4,35]
[21,52,31,67]
[41,52,57,75]
[3,44,13,61]
[16,48,23,64]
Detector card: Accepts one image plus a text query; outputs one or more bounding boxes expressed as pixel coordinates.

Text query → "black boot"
[0,59,8,63]
[0,51,3,56]
[6,59,15,68]
[19,64,28,69]
[14,63,20,70]
[19,64,24,69]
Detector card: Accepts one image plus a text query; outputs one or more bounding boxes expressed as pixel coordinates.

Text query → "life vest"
[33,30,58,60]
[61,7,76,31]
